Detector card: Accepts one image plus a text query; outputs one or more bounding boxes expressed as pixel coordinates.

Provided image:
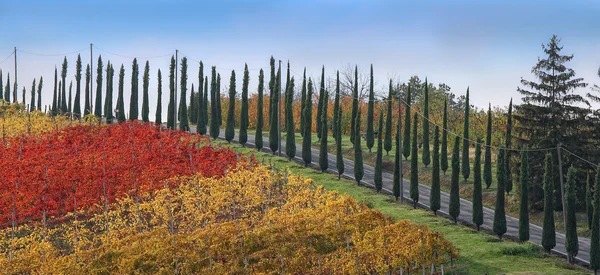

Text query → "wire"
[93,45,172,60]
[19,47,87,57]
[0,52,14,65]
[560,147,599,168]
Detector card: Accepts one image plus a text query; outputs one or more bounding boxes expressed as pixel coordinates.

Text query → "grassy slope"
[214,139,590,274]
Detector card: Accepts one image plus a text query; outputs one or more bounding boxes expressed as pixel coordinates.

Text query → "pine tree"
[94,56,103,118]
[473,139,483,230]
[393,112,402,201]
[286,77,296,160]
[354,109,364,185]
[142,61,150,122]
[519,150,530,242]
[225,70,236,142]
[84,65,91,116]
[74,55,82,119]
[61,57,68,114]
[319,90,329,171]
[375,110,384,192]
[422,78,431,167]
[332,70,340,141]
[336,107,344,179]
[179,57,190,131]
[240,63,249,146]
[302,78,314,166]
[196,62,205,133]
[384,79,393,155]
[155,69,162,125]
[410,113,419,208]
[116,65,126,123]
[37,76,43,111]
[449,136,461,223]
[484,104,493,189]
[541,153,556,253]
[590,166,600,274]
[493,146,507,239]
[587,173,593,230]
[269,63,281,154]
[565,166,579,263]
[129,58,139,121]
[431,126,441,215]
[167,56,176,129]
[366,64,375,152]
[462,88,470,182]
[506,99,513,194]
[441,98,448,174]
[104,64,114,124]
[317,66,325,140]
[256,69,265,151]
[350,65,358,146]
[300,68,307,137]
[402,84,411,160]
[29,79,36,112]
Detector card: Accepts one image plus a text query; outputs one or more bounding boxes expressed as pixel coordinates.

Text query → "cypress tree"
[216,73,222,126]
[441,98,449,174]
[366,64,375,152]
[283,62,290,130]
[240,63,249,146]
[354,109,364,185]
[384,79,393,155]
[37,76,43,111]
[189,85,195,123]
[30,79,36,112]
[155,69,162,125]
[375,110,384,192]
[332,70,340,141]
[473,139,483,230]
[422,78,431,167]
[129,58,139,121]
[0,70,3,101]
[350,65,358,145]
[203,76,209,127]
[300,68,307,137]
[268,56,276,145]
[58,81,62,114]
[519,149,530,242]
[586,172,593,230]
[74,55,82,119]
[462,87,470,182]
[196,62,205,133]
[431,126,441,215]
[493,146,507,239]
[84,65,90,116]
[68,81,72,114]
[336,107,344,179]
[565,166,579,263]
[61,57,68,114]
[402,84,411,160]
[410,113,419,208]
[449,136,461,223]
[225,70,235,142]
[5,72,11,104]
[61,79,67,114]
[317,66,325,140]
[319,90,328,171]
[393,113,402,201]
[286,77,296,160]
[116,65,126,123]
[484,104,493,189]
[142,61,150,122]
[94,56,103,118]
[179,57,189,131]
[541,153,556,253]
[506,99,513,194]
[167,56,176,129]
[302,78,314,166]
[590,166,600,274]
[256,69,265,151]
[104,64,114,124]
[22,87,25,106]
[269,64,281,154]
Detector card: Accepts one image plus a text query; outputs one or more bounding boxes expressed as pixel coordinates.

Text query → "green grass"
[214,139,591,274]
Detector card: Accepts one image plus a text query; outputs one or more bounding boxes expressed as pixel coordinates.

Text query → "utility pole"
[90,44,93,113]
[14,47,17,103]
[556,143,567,231]
[174,49,178,128]
[278,60,282,157]
[398,94,403,203]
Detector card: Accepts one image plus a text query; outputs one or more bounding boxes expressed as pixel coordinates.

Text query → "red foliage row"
[0,122,238,227]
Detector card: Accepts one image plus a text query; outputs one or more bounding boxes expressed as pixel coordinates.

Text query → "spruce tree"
[94,56,103,118]
[336,107,344,179]
[462,87,470,182]
[473,139,483,230]
[319,90,328,171]
[484,104,493,189]
[74,55,82,119]
[167,57,176,128]
[384,79,393,155]
[565,166,579,263]
[286,77,296,160]
[375,110,384,192]
[402,84,411,160]
[317,66,325,140]
[541,153,556,253]
[332,70,340,141]
[410,113,419,208]
[431,126,441,215]
[393,112,402,201]
[493,146,507,239]
[116,65,126,123]
[196,62,204,133]
[256,69,265,151]
[350,65,358,145]
[104,64,114,124]
[300,68,307,137]
[240,63,249,146]
[449,136,461,223]
[179,57,189,131]
[129,58,139,121]
[142,61,150,122]
[590,166,600,274]
[61,57,68,114]
[29,79,36,112]
[506,99,513,194]
[519,150,530,242]
[441,98,448,174]
[366,64,375,152]
[84,65,91,116]
[354,109,364,185]
[155,69,162,125]
[422,78,431,167]
[587,173,593,230]
[302,78,313,166]
[225,70,235,142]
[37,76,43,111]
[269,64,281,154]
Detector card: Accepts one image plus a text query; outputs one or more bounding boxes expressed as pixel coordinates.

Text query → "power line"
[92,45,172,60]
[0,52,14,65]
[19,47,88,57]
[560,147,599,168]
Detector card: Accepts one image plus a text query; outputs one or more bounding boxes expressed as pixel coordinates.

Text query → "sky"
[0,0,599,119]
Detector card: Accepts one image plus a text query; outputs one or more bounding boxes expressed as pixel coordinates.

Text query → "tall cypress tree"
[302,78,313,166]
[375,110,384,192]
[167,56,176,129]
[29,79,36,112]
[541,153,556,253]
[142,61,150,122]
[393,110,402,201]
[256,69,265,151]
[449,136,461,223]
[189,85,195,123]
[179,57,189,131]
[336,107,344,179]
[506,99,513,194]
[587,173,593,230]
[519,150,530,242]
[269,64,281,153]
[61,80,67,114]
[484,103,493,189]
[319,90,329,171]
[590,166,600,274]
[37,76,43,111]
[116,65,126,123]
[473,139,483,230]
[354,109,364,185]
[74,55,82,119]
[240,63,250,146]
[431,126,441,215]
[332,70,340,141]
[0,70,3,101]
[268,56,276,141]
[225,70,235,142]
[350,65,358,145]
[203,75,208,127]
[366,64,375,152]
[493,146,507,239]
[410,113,419,208]
[61,57,68,114]
[284,62,290,130]
[84,65,90,116]
[104,64,114,124]
[5,72,11,104]
[422,78,431,167]
[565,166,579,263]
[129,58,139,121]
[58,81,62,114]
[384,79,393,155]
[286,77,296,160]
[441,98,448,174]
[155,69,162,125]
[462,87,470,182]
[317,66,325,140]
[216,73,222,127]
[94,56,103,118]
[402,84,411,160]
[196,62,205,133]
[300,68,307,137]
[68,81,72,114]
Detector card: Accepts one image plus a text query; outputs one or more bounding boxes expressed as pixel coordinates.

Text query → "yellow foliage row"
[0,165,458,274]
